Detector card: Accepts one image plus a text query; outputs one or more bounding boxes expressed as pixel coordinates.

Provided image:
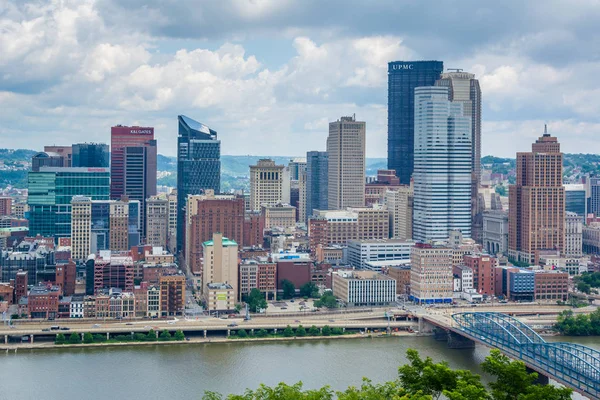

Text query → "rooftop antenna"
[544,123,549,137]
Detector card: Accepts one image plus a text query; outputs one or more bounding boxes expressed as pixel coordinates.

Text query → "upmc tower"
[387,61,443,185]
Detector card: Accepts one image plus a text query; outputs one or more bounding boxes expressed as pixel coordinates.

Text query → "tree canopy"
[247,288,268,313]
[281,280,296,299]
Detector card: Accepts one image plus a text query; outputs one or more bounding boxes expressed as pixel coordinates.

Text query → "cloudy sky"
[1,0,600,158]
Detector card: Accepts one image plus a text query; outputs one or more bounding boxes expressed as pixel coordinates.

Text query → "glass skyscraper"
[564,184,586,218]
[28,167,110,238]
[306,151,328,222]
[387,61,443,184]
[72,143,109,168]
[412,86,472,241]
[176,115,221,252]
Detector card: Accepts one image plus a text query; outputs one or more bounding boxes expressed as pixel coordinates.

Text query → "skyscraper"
[72,143,109,168]
[249,159,284,211]
[176,115,221,253]
[412,86,472,241]
[508,128,565,264]
[327,115,366,209]
[436,70,483,243]
[28,167,110,238]
[305,151,328,222]
[124,141,157,238]
[387,61,443,184]
[146,195,169,248]
[110,125,154,200]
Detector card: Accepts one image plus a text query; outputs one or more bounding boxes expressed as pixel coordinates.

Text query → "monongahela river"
[1,335,598,400]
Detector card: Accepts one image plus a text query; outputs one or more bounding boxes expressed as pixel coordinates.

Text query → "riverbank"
[0,331,416,352]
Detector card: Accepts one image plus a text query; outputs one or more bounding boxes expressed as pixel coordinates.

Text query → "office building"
[123,141,157,238]
[239,259,277,300]
[110,125,154,199]
[365,170,401,206]
[26,285,61,319]
[55,260,76,296]
[388,61,444,184]
[70,196,92,260]
[464,254,495,296]
[565,211,583,258]
[298,169,307,224]
[261,203,296,229]
[288,158,306,181]
[166,190,178,253]
[386,184,413,240]
[185,191,244,274]
[509,128,565,264]
[176,115,221,252]
[327,115,366,209]
[309,206,389,249]
[28,167,110,239]
[0,197,12,217]
[305,151,328,223]
[534,270,568,302]
[564,184,586,217]
[72,143,109,168]
[32,145,72,172]
[146,196,169,248]
[410,243,453,304]
[202,233,238,301]
[159,274,186,316]
[204,283,235,313]
[332,270,396,306]
[249,159,284,211]
[507,269,535,302]
[347,239,414,270]
[88,252,134,294]
[412,86,472,241]
[589,176,600,217]
[583,223,600,254]
[482,210,509,255]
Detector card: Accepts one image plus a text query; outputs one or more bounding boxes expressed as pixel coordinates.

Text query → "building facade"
[410,243,453,303]
[508,129,565,264]
[332,270,396,307]
[385,184,413,240]
[72,143,109,168]
[327,115,366,209]
[564,184,586,217]
[565,211,583,258]
[305,151,328,223]
[347,239,414,270]
[146,196,169,248]
[202,234,238,301]
[483,210,509,255]
[249,159,284,211]
[261,203,296,229]
[387,61,444,184]
[176,115,221,252]
[123,142,157,238]
[412,86,472,241]
[110,125,154,200]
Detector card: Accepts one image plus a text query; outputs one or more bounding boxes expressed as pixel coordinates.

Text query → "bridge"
[447,312,600,400]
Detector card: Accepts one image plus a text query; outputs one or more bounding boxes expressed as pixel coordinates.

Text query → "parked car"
[60,327,70,331]
[227,322,238,327]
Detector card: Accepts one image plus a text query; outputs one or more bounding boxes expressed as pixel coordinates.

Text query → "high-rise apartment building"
[249,159,284,211]
[387,61,443,184]
[305,151,328,222]
[185,190,244,274]
[159,274,186,316]
[412,86,472,241]
[202,233,238,300]
[146,196,169,248]
[110,125,154,198]
[327,115,366,209]
[176,115,221,252]
[409,242,453,304]
[72,143,109,168]
[385,183,413,240]
[28,167,110,238]
[508,128,565,264]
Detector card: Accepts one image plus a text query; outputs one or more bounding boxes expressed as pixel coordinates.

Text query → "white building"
[69,296,84,318]
[332,270,396,307]
[412,86,472,241]
[347,239,414,270]
[249,159,284,211]
[564,211,583,258]
[483,210,509,255]
[410,243,453,304]
[385,185,413,240]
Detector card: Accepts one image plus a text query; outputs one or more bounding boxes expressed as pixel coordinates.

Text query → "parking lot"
[265,299,315,314]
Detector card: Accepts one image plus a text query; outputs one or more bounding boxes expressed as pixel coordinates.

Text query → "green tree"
[322,325,331,336]
[300,282,319,298]
[247,288,268,313]
[331,327,343,335]
[159,330,171,341]
[174,330,185,341]
[308,325,320,336]
[256,329,268,338]
[55,333,66,344]
[283,325,294,337]
[83,332,94,344]
[296,325,306,337]
[237,329,248,338]
[577,281,591,294]
[314,291,338,309]
[134,333,146,341]
[235,303,242,313]
[146,329,157,341]
[281,279,296,299]
[68,332,81,344]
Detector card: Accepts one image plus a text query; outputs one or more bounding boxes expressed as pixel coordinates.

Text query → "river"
[1,335,599,400]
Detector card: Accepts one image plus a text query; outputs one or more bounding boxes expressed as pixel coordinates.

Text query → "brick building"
[55,260,76,296]
[27,285,60,319]
[534,270,569,301]
[159,274,186,316]
[464,254,496,296]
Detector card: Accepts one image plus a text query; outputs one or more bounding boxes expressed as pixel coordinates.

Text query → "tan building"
[298,169,307,224]
[239,259,277,300]
[202,233,239,301]
[167,190,177,254]
[327,115,366,209]
[110,201,130,251]
[146,195,169,248]
[410,243,453,303]
[261,203,296,229]
[71,196,92,260]
[509,128,565,264]
[386,184,413,240]
[204,283,235,312]
[386,266,411,295]
[250,159,284,211]
[315,244,344,263]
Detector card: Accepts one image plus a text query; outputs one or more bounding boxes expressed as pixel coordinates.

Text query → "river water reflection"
[1,335,599,400]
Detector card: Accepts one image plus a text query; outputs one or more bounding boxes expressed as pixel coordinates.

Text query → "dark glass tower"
[72,143,109,168]
[305,151,328,222]
[387,61,443,184]
[176,115,221,252]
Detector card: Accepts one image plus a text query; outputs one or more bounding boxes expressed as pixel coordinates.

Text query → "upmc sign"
[391,64,413,71]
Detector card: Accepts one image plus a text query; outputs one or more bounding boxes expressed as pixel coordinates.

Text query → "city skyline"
[2,1,600,158]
